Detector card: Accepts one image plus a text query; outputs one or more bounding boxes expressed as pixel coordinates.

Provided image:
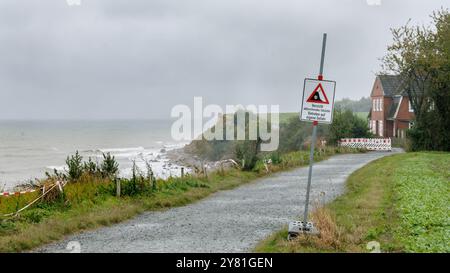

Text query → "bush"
[327,108,372,144]
[83,157,99,176]
[100,153,119,179]
[235,139,260,171]
[269,152,283,164]
[277,117,328,153]
[66,151,83,181]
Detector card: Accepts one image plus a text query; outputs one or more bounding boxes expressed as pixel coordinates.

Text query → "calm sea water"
[0,120,187,190]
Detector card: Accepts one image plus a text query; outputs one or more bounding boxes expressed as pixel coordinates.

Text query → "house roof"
[387,96,402,120]
[378,74,422,97]
[378,75,404,96]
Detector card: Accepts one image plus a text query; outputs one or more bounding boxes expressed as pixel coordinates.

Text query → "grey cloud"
[0,0,447,119]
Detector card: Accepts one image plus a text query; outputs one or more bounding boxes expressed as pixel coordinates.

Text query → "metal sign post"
[304,33,327,225]
[289,33,336,239]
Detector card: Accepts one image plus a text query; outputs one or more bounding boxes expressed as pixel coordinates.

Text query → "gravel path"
[37,150,400,253]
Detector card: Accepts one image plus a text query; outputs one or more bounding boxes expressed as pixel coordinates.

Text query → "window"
[409,121,415,129]
[427,98,435,111]
[373,98,382,112]
[372,98,383,112]
[408,100,414,112]
[379,120,383,137]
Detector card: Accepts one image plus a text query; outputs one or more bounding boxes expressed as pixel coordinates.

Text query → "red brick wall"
[370,78,385,121]
[397,120,410,130]
[396,96,415,121]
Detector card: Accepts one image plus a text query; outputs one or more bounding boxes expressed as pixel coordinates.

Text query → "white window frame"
[408,100,414,112]
[379,120,383,137]
[427,98,435,111]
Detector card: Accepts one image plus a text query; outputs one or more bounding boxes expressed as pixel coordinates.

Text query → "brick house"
[368,75,415,138]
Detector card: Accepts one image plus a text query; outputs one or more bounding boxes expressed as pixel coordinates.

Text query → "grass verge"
[254,152,450,253]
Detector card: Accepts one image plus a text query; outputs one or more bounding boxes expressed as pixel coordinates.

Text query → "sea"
[0,120,189,191]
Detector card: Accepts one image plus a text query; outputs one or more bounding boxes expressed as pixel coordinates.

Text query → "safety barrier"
[1,181,66,217]
[1,189,37,197]
[339,138,392,151]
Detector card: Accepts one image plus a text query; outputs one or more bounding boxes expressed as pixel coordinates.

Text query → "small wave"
[163,142,189,150]
[46,165,66,171]
[99,147,146,153]
[82,147,146,154]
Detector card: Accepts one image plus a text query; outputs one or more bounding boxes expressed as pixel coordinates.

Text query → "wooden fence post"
[116,179,121,197]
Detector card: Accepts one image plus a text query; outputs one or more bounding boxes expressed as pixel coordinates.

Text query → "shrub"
[270,152,283,164]
[327,108,372,144]
[66,151,83,181]
[21,209,50,224]
[235,139,260,171]
[100,153,119,179]
[83,157,99,176]
[145,160,157,191]
[277,117,328,153]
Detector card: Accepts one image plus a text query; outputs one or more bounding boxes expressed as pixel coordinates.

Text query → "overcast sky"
[0,0,447,119]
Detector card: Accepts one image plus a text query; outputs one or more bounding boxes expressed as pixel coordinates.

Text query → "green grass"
[392,153,450,252]
[255,152,450,253]
[0,147,361,252]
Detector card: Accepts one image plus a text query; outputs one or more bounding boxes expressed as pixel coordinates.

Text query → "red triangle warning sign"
[306,83,330,104]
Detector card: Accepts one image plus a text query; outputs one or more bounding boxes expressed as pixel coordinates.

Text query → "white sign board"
[300,78,336,124]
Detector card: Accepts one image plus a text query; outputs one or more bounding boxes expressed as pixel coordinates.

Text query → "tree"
[66,151,83,181]
[327,108,372,145]
[381,9,450,151]
[335,97,371,112]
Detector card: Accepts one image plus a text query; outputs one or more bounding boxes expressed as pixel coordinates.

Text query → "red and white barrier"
[339,138,392,151]
[1,181,66,217]
[1,189,37,197]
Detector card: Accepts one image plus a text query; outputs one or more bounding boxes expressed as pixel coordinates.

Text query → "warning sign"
[300,78,336,124]
[306,83,329,104]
